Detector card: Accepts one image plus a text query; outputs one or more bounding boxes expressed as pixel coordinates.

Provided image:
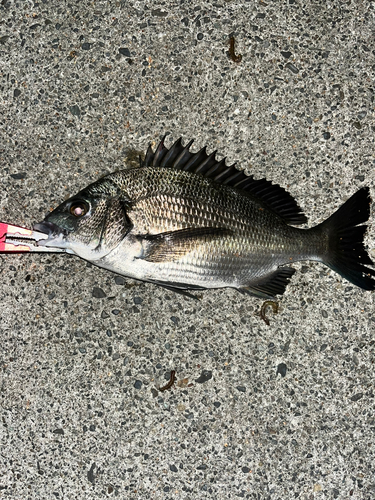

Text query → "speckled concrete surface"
[1,1,375,499]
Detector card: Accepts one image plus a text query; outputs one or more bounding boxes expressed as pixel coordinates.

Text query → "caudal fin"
[321,187,375,290]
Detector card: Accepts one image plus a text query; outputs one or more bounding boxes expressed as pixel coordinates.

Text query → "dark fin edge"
[142,137,307,226]
[238,267,296,298]
[321,187,375,290]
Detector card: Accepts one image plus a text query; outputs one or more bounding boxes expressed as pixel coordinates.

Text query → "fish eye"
[69,201,89,217]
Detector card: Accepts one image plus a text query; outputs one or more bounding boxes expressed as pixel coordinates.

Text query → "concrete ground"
[1,0,374,499]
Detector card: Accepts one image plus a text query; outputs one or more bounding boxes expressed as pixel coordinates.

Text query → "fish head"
[34,177,132,260]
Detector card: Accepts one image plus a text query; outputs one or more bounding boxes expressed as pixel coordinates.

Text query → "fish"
[33,137,375,299]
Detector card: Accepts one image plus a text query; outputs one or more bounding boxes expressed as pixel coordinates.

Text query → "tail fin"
[322,187,375,290]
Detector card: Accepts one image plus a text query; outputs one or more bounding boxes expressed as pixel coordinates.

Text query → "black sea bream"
[34,137,375,298]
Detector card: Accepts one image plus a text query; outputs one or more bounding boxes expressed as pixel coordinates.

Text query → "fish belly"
[96,224,321,290]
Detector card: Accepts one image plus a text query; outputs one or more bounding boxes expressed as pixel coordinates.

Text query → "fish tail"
[321,187,375,290]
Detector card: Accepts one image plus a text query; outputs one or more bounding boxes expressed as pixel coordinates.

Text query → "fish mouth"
[33,221,70,249]
[34,221,66,237]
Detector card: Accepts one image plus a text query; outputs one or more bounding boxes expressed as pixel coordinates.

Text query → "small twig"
[228,36,242,63]
[158,370,176,392]
[260,301,279,326]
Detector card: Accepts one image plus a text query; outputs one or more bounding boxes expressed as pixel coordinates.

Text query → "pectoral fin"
[138,227,232,263]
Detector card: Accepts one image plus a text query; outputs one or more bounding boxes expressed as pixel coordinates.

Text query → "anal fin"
[238,267,296,298]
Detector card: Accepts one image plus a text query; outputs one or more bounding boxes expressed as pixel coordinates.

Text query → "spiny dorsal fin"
[142,137,307,225]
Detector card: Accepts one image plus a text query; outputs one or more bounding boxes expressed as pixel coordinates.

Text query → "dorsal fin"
[141,137,307,225]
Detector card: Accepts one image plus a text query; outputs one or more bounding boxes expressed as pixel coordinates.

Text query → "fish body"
[34,137,375,298]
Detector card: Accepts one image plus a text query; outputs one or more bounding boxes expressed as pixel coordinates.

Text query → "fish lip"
[33,221,70,250]
[33,221,68,237]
